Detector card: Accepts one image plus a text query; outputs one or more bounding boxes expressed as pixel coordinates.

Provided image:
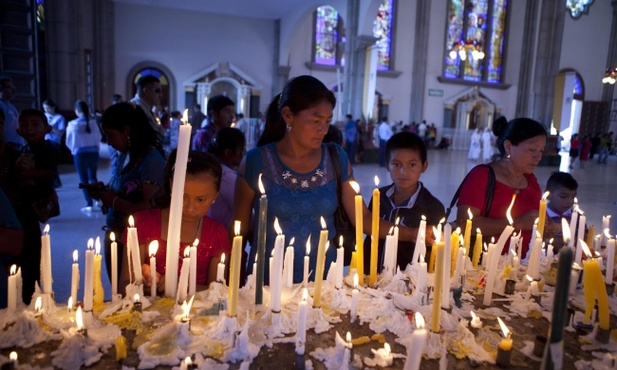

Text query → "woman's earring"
[506,153,511,160]
[286,125,292,132]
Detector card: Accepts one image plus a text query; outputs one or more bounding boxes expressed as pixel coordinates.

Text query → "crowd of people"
[0,73,610,307]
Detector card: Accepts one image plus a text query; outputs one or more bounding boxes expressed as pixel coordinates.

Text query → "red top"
[458,165,541,258]
[122,208,231,285]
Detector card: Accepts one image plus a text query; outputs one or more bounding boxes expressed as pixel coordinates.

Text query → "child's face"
[386,148,427,191]
[180,172,219,222]
[547,186,577,214]
[18,115,50,143]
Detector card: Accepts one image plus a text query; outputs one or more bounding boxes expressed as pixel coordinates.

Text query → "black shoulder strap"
[327,143,343,199]
[445,164,495,221]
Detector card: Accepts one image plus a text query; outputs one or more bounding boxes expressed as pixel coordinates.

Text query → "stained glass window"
[443,0,508,84]
[373,0,395,71]
[314,6,344,66]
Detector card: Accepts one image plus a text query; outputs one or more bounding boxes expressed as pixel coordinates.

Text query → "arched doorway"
[126,61,176,110]
[552,69,585,146]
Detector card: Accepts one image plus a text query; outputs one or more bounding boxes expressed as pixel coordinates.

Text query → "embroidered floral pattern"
[280,168,325,190]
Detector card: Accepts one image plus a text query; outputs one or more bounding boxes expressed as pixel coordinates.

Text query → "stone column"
[348,35,378,120]
[342,0,360,119]
[601,1,617,104]
[93,0,115,109]
[409,0,431,123]
[515,0,541,118]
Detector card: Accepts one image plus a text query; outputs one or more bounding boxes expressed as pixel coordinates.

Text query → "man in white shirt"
[378,117,393,166]
[131,75,164,141]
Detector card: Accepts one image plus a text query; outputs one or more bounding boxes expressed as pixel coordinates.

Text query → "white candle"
[404,312,428,370]
[189,239,198,296]
[512,251,519,270]
[295,288,308,355]
[569,203,579,248]
[217,253,226,283]
[71,250,79,308]
[149,240,159,298]
[343,332,352,369]
[84,238,94,311]
[417,256,428,293]
[303,236,311,286]
[575,213,586,265]
[383,227,395,278]
[271,218,285,312]
[601,215,611,246]
[441,223,452,309]
[412,216,427,264]
[176,246,190,304]
[7,265,17,312]
[508,232,519,256]
[41,224,52,294]
[336,241,344,289]
[165,117,191,297]
[570,263,581,294]
[606,233,615,285]
[350,272,359,323]
[110,232,118,298]
[453,247,465,288]
[483,228,514,306]
[470,310,482,328]
[527,234,542,280]
[284,238,295,288]
[127,216,143,284]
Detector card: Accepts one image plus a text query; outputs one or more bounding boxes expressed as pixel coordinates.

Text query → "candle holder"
[532,335,547,357]
[504,279,516,295]
[496,347,511,367]
[595,326,611,344]
[606,283,615,296]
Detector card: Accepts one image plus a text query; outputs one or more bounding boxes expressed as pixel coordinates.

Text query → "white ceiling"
[113,0,326,20]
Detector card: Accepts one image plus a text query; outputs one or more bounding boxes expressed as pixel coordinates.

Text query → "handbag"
[327,143,356,265]
[32,189,60,223]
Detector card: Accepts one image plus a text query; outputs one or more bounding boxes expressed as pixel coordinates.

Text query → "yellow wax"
[463,219,472,252]
[115,335,127,361]
[428,243,437,273]
[537,198,547,240]
[228,234,242,317]
[370,187,380,286]
[450,230,460,276]
[313,229,329,308]
[585,225,595,249]
[431,242,444,332]
[348,251,357,277]
[472,233,483,269]
[499,338,513,351]
[582,258,610,330]
[354,194,365,285]
[93,254,105,310]
[351,335,371,346]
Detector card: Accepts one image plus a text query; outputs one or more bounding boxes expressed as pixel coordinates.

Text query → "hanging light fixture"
[449,40,485,62]
[602,68,617,84]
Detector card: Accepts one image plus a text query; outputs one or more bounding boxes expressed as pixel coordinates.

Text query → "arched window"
[373,0,395,71]
[443,0,508,84]
[314,6,345,66]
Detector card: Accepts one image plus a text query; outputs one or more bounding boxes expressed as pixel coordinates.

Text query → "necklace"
[511,175,526,194]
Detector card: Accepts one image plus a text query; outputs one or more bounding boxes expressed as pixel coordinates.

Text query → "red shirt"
[458,165,541,258]
[122,208,231,285]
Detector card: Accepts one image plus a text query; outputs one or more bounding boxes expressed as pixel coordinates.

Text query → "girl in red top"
[569,133,580,169]
[456,117,547,258]
[122,151,231,294]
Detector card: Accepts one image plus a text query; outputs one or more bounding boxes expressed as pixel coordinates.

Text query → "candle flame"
[525,274,533,282]
[302,288,308,301]
[353,272,358,288]
[535,230,541,239]
[604,228,611,239]
[580,239,592,258]
[182,109,189,124]
[561,218,571,245]
[306,236,311,255]
[542,191,550,200]
[396,217,401,226]
[181,296,195,318]
[388,226,394,235]
[9,351,17,362]
[433,226,441,243]
[421,215,426,221]
[534,218,539,225]
[339,235,343,247]
[192,238,199,247]
[133,293,140,303]
[87,237,94,250]
[183,246,190,258]
[289,237,295,246]
[483,243,488,252]
[129,215,135,227]
[320,216,326,230]
[346,331,351,343]
[234,220,241,236]
[68,297,73,310]
[467,208,473,220]
[549,238,554,245]
[73,250,78,263]
[274,217,283,235]
[44,224,50,234]
[110,231,116,242]
[470,310,478,320]
[506,194,516,225]
[439,217,446,225]
[221,253,225,264]
[491,237,495,243]
[149,240,159,257]
[384,342,391,355]
[325,241,330,252]
[76,306,84,329]
[184,357,192,366]
[455,226,461,234]
[95,236,101,255]
[476,228,481,234]
[10,264,16,275]
[415,312,426,329]
[349,180,360,194]
[374,175,380,187]
[497,317,511,339]
[35,296,42,312]
[258,173,265,195]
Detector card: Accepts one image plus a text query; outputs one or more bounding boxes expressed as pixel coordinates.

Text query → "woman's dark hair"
[75,100,92,133]
[207,127,246,158]
[42,99,57,110]
[257,75,336,146]
[156,150,222,208]
[492,117,547,156]
[100,102,165,158]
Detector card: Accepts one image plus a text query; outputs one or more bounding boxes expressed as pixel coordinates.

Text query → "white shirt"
[378,121,393,141]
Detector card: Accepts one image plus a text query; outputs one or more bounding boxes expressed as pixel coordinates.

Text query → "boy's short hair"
[19,109,48,125]
[207,95,235,117]
[546,171,578,192]
[386,132,427,163]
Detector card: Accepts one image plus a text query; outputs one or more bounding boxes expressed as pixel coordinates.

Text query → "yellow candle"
[450,227,460,276]
[350,181,364,285]
[582,257,610,330]
[228,221,242,317]
[428,227,438,274]
[370,176,380,286]
[497,317,513,350]
[431,239,444,332]
[472,228,483,269]
[115,335,128,361]
[585,225,595,249]
[463,208,473,251]
[348,250,357,277]
[313,217,329,308]
[93,241,105,310]
[537,192,549,240]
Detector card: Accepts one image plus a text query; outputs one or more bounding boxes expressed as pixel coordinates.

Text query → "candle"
[370,176,380,286]
[431,232,444,332]
[568,200,579,248]
[8,352,17,369]
[350,272,359,323]
[586,225,596,249]
[284,237,295,288]
[76,306,85,333]
[350,181,364,285]
[217,253,226,283]
[605,231,615,285]
[313,217,329,308]
[383,227,395,277]
[149,240,159,298]
[484,196,516,305]
[601,215,611,246]
[7,265,17,312]
[511,250,519,269]
[417,255,427,293]
[497,317,513,350]
[296,288,308,355]
[127,216,143,284]
[41,224,52,294]
[177,247,190,304]
[71,250,79,309]
[84,238,94,311]
[404,312,428,370]
[453,246,465,288]
[344,332,352,369]
[428,226,438,274]
[537,191,549,240]
[376,342,393,366]
[255,173,268,305]
[508,231,519,256]
[412,215,427,265]
[527,231,542,280]
[541,246,573,370]
[164,115,191,297]
[442,223,452,309]
[580,240,610,330]
[110,232,118,298]
[303,237,311,286]
[271,218,285,313]
[463,208,473,253]
[575,211,586,264]
[449,226,460,276]
[470,310,482,328]
[93,237,104,308]
[228,221,242,317]
[336,237,344,289]
[472,228,483,268]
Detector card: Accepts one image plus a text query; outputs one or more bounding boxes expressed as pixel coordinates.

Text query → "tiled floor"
[45,146,617,304]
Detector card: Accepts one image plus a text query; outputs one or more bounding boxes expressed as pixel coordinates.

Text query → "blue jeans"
[74,151,99,206]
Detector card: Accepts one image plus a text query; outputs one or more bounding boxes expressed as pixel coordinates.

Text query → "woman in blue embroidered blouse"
[233,75,415,285]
